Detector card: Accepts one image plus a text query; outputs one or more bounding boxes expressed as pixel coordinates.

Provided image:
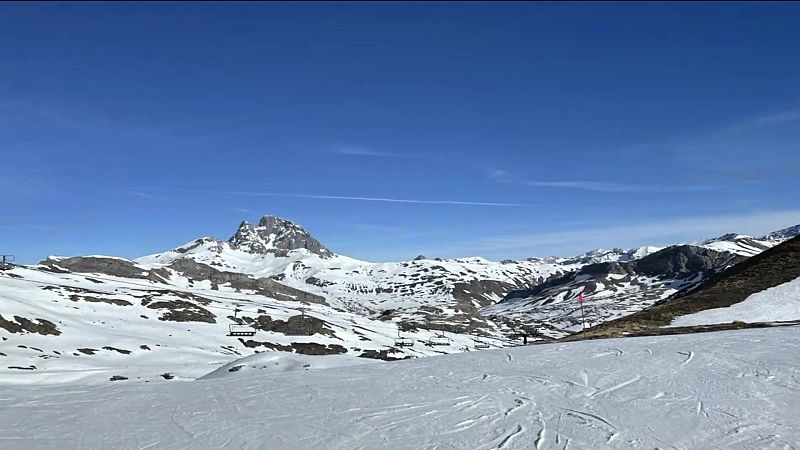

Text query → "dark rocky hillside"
[568,235,800,340]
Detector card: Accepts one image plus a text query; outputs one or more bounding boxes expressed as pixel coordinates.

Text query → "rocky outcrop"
[504,245,743,303]
[167,259,327,305]
[570,235,800,340]
[0,315,60,335]
[228,215,332,258]
[238,340,347,355]
[483,245,749,338]
[39,254,327,306]
[247,314,334,337]
[40,257,169,283]
[452,280,520,308]
[760,224,800,242]
[634,245,740,278]
[146,299,216,323]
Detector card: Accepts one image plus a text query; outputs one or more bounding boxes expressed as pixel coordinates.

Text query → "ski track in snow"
[1,327,799,449]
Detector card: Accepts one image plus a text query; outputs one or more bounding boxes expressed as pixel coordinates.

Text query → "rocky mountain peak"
[701,232,749,245]
[228,215,332,258]
[760,224,800,242]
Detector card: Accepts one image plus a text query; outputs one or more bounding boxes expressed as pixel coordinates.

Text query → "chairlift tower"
[0,255,14,271]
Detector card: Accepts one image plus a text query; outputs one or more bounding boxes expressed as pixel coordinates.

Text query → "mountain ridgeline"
[1,214,799,383]
[570,234,800,340]
[34,216,800,338]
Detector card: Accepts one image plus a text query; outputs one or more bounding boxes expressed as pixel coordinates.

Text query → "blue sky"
[2,2,799,263]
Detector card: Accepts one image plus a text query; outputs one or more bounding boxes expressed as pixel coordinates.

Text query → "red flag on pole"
[578,293,584,303]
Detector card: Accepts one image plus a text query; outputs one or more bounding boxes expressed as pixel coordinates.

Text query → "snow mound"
[670,276,800,327]
[199,352,379,380]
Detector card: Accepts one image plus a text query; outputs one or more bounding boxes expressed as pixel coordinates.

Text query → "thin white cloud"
[672,106,800,169]
[489,170,715,193]
[725,108,800,133]
[331,145,397,157]
[123,191,179,203]
[487,169,510,181]
[519,180,716,193]
[470,209,800,255]
[137,188,528,207]
[287,193,524,207]
[0,99,197,145]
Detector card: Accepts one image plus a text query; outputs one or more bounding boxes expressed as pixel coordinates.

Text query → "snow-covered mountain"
[759,224,800,243]
[0,262,519,384]
[483,245,746,337]
[483,227,800,338]
[574,234,800,340]
[2,215,798,383]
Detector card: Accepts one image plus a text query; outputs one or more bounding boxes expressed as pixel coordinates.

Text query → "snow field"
[1,326,798,449]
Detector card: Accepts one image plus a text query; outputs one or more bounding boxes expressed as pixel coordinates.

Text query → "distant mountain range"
[1,215,798,383]
[571,233,800,340]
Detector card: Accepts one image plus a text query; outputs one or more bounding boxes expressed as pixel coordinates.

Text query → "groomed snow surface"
[671,276,800,327]
[2,326,799,449]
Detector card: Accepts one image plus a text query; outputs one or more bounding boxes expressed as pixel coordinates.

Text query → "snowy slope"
[0,265,510,384]
[574,234,800,341]
[698,233,774,257]
[670,276,800,327]
[483,245,745,337]
[2,326,799,449]
[135,235,574,317]
[3,215,798,384]
[198,352,379,380]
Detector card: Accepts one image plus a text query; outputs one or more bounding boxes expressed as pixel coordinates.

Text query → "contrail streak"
[136,188,528,207]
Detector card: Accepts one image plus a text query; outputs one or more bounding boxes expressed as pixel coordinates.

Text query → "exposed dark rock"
[228,216,333,258]
[102,346,131,355]
[571,235,800,340]
[166,259,326,305]
[238,340,347,355]
[283,315,326,336]
[39,256,169,283]
[161,373,174,380]
[305,276,334,287]
[502,245,744,304]
[77,348,97,355]
[358,349,410,361]
[0,315,61,335]
[760,224,800,242]
[69,294,133,306]
[173,237,225,254]
[452,280,518,308]
[634,245,741,278]
[248,313,334,337]
[146,300,216,323]
[109,375,128,381]
[291,343,346,355]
